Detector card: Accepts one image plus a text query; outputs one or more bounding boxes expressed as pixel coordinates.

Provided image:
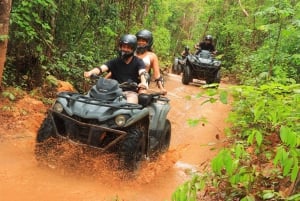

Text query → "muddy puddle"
[0,74,231,201]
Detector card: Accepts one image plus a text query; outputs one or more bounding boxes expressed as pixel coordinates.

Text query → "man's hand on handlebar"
[84,71,92,78]
[138,82,148,94]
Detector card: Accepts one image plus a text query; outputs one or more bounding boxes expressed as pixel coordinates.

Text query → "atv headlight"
[213,61,221,67]
[53,102,63,113]
[115,115,126,126]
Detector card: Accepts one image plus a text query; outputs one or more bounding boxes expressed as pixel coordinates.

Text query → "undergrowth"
[172,82,300,201]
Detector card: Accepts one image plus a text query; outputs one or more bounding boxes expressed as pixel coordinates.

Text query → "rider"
[194,35,217,55]
[135,29,167,95]
[180,46,190,58]
[84,34,148,102]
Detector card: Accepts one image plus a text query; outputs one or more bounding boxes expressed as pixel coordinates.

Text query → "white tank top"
[142,55,151,67]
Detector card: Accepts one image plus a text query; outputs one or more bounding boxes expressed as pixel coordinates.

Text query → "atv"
[35,76,171,171]
[173,46,221,85]
[172,46,189,75]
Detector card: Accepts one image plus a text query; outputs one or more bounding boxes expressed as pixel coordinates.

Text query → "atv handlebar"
[89,74,146,92]
[89,74,166,95]
[145,89,169,102]
[119,81,138,90]
[90,73,99,80]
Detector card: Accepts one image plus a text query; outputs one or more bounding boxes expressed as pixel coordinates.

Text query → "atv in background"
[172,46,189,75]
[172,46,221,85]
[35,76,171,171]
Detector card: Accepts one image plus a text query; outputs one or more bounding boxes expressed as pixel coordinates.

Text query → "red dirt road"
[0,74,231,201]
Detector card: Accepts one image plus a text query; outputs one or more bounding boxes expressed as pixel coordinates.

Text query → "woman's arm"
[150,53,167,95]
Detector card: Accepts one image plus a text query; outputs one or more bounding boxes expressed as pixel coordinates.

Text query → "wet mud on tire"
[120,126,146,171]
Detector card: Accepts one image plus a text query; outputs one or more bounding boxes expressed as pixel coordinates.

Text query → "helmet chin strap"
[119,50,133,61]
[136,46,147,54]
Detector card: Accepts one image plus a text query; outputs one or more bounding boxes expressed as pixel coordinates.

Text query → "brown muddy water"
[0,74,231,201]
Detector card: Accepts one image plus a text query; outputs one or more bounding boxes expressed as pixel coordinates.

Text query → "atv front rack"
[49,110,128,151]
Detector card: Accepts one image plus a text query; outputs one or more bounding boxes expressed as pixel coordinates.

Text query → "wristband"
[97,66,102,74]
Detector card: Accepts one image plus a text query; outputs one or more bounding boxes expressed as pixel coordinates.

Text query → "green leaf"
[291,163,299,182]
[280,126,290,144]
[255,131,263,147]
[1,91,16,101]
[219,90,228,104]
[185,95,192,100]
[205,88,218,96]
[234,144,243,158]
[262,190,275,199]
[280,126,298,147]
[8,93,15,101]
[212,152,224,175]
[209,97,217,103]
[253,101,265,122]
[288,132,297,147]
[223,150,234,175]
[187,119,200,127]
[283,158,293,176]
[247,131,255,145]
[195,179,206,190]
[195,92,204,98]
[241,195,255,201]
[286,193,300,200]
[46,75,58,86]
[274,147,283,165]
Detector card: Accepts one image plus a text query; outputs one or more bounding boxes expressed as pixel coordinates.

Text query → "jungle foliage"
[2,0,300,200]
[172,83,300,200]
[169,1,300,200]
[4,0,174,91]
[4,0,299,91]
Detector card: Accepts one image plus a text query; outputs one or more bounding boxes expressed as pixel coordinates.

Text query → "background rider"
[194,35,217,55]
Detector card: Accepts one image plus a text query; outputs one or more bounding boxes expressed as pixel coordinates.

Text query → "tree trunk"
[0,0,12,90]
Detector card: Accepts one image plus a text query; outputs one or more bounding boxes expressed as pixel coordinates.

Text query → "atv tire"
[160,119,171,152]
[35,115,60,163]
[206,70,221,84]
[120,126,146,171]
[36,115,56,143]
[182,65,192,85]
[171,64,181,75]
[214,70,221,83]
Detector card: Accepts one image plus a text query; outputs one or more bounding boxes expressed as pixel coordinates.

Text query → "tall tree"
[0,0,12,89]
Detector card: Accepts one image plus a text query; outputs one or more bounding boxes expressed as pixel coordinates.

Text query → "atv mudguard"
[147,99,171,154]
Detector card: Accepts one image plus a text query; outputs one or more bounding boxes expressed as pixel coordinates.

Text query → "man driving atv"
[194,35,217,55]
[84,34,149,103]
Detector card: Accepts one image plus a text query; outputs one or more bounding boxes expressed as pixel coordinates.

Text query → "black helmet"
[118,34,137,60]
[136,29,153,53]
[205,35,213,41]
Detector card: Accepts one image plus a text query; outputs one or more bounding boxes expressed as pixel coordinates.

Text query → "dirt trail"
[0,74,231,201]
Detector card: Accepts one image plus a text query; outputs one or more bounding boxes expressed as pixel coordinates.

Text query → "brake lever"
[90,73,99,80]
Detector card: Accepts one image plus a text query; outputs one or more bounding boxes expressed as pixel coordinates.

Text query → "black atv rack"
[49,110,128,151]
